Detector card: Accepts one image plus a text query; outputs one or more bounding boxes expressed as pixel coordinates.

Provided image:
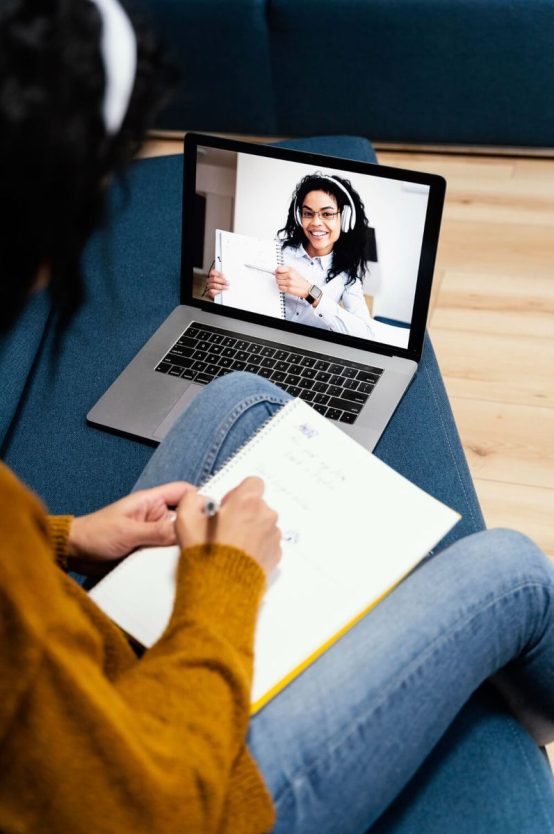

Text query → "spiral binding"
[276,241,286,319]
[199,398,298,491]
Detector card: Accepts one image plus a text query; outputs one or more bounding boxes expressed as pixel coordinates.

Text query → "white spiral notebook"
[90,399,460,713]
[213,229,286,318]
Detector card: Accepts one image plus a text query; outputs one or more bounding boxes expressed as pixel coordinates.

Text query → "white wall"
[232,154,429,324]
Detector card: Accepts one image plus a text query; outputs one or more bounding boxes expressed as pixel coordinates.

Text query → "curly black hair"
[0,0,173,333]
[278,172,377,288]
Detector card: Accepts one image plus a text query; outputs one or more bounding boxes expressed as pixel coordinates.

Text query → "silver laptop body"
[88,134,445,451]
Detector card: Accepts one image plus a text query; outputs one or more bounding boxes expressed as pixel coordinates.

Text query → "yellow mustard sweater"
[0,463,275,834]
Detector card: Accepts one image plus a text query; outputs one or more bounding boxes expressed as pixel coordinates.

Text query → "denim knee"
[206,371,286,402]
[467,527,553,593]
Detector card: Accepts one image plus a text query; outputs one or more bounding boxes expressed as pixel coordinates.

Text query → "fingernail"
[167,511,177,523]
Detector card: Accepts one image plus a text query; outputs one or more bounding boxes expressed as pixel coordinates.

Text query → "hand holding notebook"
[90,399,460,713]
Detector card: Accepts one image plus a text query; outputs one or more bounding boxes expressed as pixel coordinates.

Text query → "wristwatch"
[305,284,323,305]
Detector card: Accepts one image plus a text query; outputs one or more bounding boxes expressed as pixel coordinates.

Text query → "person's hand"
[68,482,193,573]
[175,477,281,578]
[205,268,229,299]
[275,265,312,300]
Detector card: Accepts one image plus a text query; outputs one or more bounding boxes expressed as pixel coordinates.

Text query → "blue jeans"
[134,344,554,833]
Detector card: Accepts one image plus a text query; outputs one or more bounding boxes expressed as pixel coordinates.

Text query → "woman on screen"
[206,173,380,340]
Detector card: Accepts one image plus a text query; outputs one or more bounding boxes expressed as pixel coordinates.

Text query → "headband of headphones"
[294,174,357,233]
[90,0,137,135]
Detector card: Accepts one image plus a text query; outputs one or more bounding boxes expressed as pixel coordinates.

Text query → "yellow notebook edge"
[250,519,460,716]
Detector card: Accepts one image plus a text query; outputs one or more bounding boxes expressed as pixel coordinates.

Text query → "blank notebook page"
[214,229,285,318]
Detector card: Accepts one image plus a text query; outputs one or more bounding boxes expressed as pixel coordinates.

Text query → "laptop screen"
[182,135,445,361]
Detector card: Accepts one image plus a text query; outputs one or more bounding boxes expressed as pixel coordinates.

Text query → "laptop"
[88,133,445,450]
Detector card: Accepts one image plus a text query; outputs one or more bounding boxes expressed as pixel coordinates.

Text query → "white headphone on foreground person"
[294,174,357,233]
[89,0,137,135]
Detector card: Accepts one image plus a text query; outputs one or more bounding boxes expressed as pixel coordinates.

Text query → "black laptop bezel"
[182,133,445,363]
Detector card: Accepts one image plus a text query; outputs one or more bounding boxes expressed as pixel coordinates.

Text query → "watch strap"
[306,285,322,305]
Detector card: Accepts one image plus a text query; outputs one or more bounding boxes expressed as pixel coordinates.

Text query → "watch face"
[310,285,322,300]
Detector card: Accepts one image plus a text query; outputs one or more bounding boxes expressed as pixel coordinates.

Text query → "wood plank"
[474,479,554,560]
[512,157,554,181]
[440,162,554,226]
[443,197,554,227]
[432,328,554,408]
[433,307,554,340]
[139,139,183,158]
[443,178,554,198]
[435,221,554,278]
[433,270,554,314]
[379,153,515,180]
[450,398,554,489]
[430,271,554,338]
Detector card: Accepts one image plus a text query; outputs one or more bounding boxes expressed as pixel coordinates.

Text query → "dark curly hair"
[0,0,173,333]
[278,173,377,288]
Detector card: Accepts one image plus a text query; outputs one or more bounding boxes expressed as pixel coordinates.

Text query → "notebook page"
[90,399,459,711]
[200,399,460,708]
[214,229,284,318]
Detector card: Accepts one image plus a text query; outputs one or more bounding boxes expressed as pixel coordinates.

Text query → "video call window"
[191,147,430,350]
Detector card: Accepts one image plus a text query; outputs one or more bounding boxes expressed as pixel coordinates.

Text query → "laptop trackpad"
[153,384,203,441]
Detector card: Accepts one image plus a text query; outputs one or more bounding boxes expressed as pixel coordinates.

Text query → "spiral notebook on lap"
[90,399,460,713]
[88,133,445,451]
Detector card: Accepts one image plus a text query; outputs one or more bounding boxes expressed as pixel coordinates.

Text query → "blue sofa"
[2,131,553,830]
[2,3,554,832]
[142,0,554,148]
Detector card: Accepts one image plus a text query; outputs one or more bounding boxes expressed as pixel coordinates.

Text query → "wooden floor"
[374,149,554,772]
[377,150,554,562]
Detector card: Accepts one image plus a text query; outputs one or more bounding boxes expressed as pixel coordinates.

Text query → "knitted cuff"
[46,515,74,570]
[175,544,266,655]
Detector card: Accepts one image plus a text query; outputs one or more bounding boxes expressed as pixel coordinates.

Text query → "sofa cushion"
[146,0,554,147]
[146,0,277,134]
[268,0,554,146]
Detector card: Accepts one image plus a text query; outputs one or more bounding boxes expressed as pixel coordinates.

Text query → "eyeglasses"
[301,208,340,222]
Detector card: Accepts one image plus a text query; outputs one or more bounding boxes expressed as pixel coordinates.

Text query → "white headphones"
[294,174,357,233]
[89,0,137,135]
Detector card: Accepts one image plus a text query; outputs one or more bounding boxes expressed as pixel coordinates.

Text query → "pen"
[202,497,220,518]
[244,263,275,275]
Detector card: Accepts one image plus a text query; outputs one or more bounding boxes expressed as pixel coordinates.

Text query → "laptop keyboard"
[155,323,383,425]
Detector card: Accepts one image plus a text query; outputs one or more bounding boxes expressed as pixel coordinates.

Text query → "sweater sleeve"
[46,515,74,569]
[0,465,275,834]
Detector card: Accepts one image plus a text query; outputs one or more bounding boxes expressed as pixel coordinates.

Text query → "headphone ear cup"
[341,205,351,233]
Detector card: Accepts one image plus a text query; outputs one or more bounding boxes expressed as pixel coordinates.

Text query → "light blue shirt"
[281,244,377,340]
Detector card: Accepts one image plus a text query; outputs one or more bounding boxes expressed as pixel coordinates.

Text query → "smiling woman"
[276,172,378,337]
[207,172,380,339]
